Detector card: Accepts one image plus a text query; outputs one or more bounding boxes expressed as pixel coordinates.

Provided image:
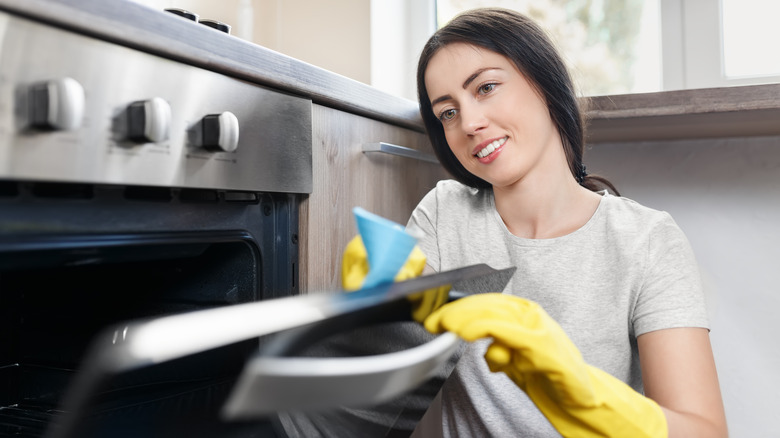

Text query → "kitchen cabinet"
[298,104,447,293]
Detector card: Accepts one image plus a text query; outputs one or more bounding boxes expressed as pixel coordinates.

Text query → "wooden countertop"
[2,0,778,142]
[586,84,780,143]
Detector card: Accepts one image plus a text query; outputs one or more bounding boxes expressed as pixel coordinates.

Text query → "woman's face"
[425,43,562,189]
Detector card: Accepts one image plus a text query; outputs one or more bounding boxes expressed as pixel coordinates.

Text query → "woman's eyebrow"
[462,67,497,89]
[430,94,452,107]
[430,67,501,106]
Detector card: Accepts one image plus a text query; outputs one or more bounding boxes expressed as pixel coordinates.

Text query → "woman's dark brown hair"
[416,7,618,195]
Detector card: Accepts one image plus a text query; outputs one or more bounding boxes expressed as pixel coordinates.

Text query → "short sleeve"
[632,213,710,336]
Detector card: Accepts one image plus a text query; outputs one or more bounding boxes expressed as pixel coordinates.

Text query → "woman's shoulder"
[412,179,491,225]
[433,179,482,196]
[600,193,682,236]
[420,179,488,207]
[602,193,671,221]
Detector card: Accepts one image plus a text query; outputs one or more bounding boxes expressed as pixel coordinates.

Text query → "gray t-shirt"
[407,179,709,437]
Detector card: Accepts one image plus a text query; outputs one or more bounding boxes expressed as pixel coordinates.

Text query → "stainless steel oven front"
[0,8,311,437]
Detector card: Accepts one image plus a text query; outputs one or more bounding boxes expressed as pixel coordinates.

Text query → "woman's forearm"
[663,406,729,438]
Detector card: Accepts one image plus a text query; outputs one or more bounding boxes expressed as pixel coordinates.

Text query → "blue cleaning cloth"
[353,207,417,289]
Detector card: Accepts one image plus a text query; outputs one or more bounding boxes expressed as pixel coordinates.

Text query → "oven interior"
[0,181,299,437]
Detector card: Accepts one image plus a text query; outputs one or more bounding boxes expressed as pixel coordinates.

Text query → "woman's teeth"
[476,137,507,159]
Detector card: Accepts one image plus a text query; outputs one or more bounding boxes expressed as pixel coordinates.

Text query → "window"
[370,0,436,102]
[665,0,780,90]
[721,0,780,79]
[370,0,780,99]
[436,0,662,97]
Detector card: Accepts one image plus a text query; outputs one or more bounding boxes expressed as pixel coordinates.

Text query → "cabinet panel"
[299,104,447,293]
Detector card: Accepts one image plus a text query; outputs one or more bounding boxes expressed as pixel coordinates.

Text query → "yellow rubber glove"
[342,235,450,323]
[424,293,668,438]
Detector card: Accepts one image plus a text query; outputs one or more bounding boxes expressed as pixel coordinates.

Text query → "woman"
[408,7,727,437]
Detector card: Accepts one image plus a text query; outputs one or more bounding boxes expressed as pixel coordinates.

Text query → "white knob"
[29,77,85,130]
[202,111,239,152]
[127,97,172,143]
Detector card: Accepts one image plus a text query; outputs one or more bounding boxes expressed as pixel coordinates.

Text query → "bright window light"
[721,0,780,78]
[436,0,663,96]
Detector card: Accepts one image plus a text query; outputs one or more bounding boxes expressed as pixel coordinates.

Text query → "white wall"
[587,135,780,437]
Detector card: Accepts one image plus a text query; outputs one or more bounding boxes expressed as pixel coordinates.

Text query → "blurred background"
[134,0,780,99]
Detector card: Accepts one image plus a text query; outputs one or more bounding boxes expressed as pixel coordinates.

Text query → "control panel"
[0,11,312,194]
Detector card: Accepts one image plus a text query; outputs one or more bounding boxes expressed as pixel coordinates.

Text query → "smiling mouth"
[475,137,507,159]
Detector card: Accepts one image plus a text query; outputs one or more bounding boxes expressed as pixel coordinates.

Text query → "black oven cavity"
[0,181,299,437]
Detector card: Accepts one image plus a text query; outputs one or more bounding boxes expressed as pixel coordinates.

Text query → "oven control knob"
[192,111,239,152]
[126,97,172,143]
[28,77,85,130]
[164,8,199,21]
[200,19,232,34]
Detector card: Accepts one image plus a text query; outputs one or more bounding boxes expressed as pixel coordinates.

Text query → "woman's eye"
[439,109,456,121]
[478,83,496,94]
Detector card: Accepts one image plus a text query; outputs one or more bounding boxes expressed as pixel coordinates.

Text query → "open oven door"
[45,264,515,438]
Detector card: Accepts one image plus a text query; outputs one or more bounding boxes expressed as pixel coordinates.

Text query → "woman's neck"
[492,170,601,239]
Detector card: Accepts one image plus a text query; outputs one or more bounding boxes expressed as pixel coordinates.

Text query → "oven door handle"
[221,331,461,418]
[220,290,470,418]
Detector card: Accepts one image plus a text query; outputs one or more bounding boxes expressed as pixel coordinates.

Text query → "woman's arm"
[638,327,728,437]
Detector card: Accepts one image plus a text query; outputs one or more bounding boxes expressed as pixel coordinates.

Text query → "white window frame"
[663,0,780,90]
[369,0,436,101]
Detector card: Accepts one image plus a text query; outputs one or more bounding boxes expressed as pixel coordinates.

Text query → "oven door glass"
[0,233,282,437]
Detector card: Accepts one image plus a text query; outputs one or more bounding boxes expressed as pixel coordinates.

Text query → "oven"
[0,7,311,437]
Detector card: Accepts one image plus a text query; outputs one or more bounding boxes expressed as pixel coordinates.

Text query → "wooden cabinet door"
[299,104,447,293]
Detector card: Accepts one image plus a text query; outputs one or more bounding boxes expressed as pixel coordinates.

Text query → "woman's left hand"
[425,293,669,438]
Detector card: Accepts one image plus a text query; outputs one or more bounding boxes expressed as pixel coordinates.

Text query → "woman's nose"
[460,104,488,135]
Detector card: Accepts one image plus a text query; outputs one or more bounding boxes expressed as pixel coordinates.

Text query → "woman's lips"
[474,137,507,163]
